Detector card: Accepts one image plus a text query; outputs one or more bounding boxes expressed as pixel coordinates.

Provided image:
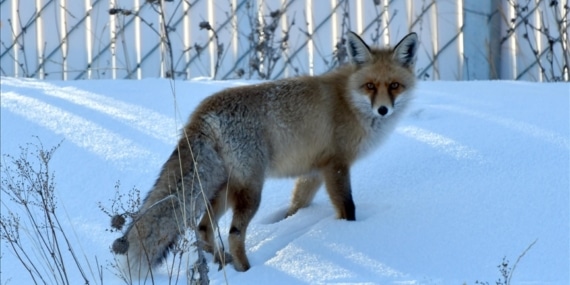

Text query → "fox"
[112,31,418,275]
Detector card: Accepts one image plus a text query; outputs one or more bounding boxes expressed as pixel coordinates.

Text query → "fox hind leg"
[227,181,263,272]
[198,186,229,253]
[197,186,234,266]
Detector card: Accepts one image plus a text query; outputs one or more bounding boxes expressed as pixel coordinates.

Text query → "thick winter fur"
[113,31,418,275]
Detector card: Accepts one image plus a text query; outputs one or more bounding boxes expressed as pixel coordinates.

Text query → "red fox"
[112,31,418,275]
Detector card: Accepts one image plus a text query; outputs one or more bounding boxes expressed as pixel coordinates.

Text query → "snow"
[1,77,569,285]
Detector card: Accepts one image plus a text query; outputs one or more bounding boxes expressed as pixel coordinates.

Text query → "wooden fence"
[0,0,568,81]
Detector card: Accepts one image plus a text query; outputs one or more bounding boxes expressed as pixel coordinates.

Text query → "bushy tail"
[113,190,186,279]
[111,134,227,279]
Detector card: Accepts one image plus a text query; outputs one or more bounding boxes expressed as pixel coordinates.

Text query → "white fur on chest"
[357,114,401,158]
[350,93,411,159]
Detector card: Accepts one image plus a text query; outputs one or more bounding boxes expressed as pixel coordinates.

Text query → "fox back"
[112,31,419,276]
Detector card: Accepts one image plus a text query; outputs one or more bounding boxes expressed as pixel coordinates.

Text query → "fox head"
[346,31,418,118]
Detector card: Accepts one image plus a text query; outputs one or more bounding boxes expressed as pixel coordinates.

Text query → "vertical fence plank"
[204,0,248,80]
[505,0,517,79]
[430,0,439,80]
[132,1,159,79]
[133,0,141,79]
[534,0,543,81]
[457,0,464,80]
[330,0,338,52]
[381,0,389,46]
[109,0,116,79]
[306,0,314,75]
[81,0,112,79]
[434,0,461,80]
[385,0,410,42]
[559,0,570,81]
[231,0,238,69]
[406,0,413,33]
[311,0,337,75]
[36,0,44,79]
[463,0,496,80]
[188,0,211,77]
[489,0,501,79]
[182,0,190,79]
[279,0,291,78]
[277,0,309,77]
[355,0,362,34]
[59,0,67,80]
[60,0,87,80]
[0,0,15,76]
[206,0,214,77]
[354,0,377,43]
[11,0,20,77]
[158,1,166,78]
[207,0,237,79]
[85,0,92,79]
[31,0,91,79]
[208,0,238,80]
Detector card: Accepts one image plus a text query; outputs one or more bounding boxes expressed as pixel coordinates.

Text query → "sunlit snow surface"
[1,77,568,284]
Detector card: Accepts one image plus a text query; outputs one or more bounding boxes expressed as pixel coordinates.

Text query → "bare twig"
[508,239,538,285]
[503,0,568,81]
[1,139,98,284]
[199,20,223,79]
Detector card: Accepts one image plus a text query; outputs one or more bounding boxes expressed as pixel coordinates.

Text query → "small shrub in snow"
[0,139,102,284]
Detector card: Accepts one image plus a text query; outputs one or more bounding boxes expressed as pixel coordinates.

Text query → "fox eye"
[365,82,375,90]
[389,82,400,90]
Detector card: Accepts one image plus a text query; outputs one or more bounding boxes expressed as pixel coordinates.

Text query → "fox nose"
[378,106,389,116]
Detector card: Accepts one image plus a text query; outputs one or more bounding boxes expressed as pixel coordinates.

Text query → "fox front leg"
[321,163,356,220]
[286,173,323,218]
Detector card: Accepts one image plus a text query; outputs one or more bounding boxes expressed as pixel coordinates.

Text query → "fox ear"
[393,32,418,68]
[346,31,372,65]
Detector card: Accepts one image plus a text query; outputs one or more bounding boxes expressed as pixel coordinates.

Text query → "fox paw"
[214,251,233,271]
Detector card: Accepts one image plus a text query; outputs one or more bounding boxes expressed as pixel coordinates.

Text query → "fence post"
[560,0,569,81]
[503,0,517,80]
[306,0,314,76]
[533,0,543,82]
[406,0,413,32]
[462,0,501,80]
[183,0,191,80]
[488,0,501,79]
[381,0,389,46]
[355,0,362,34]
[207,0,214,78]
[457,0,464,80]
[158,1,165,78]
[430,0,439,80]
[11,0,19,77]
[282,0,292,78]
[231,0,239,78]
[35,0,44,79]
[109,0,117,79]
[59,0,67,80]
[84,0,92,79]
[134,0,142,79]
